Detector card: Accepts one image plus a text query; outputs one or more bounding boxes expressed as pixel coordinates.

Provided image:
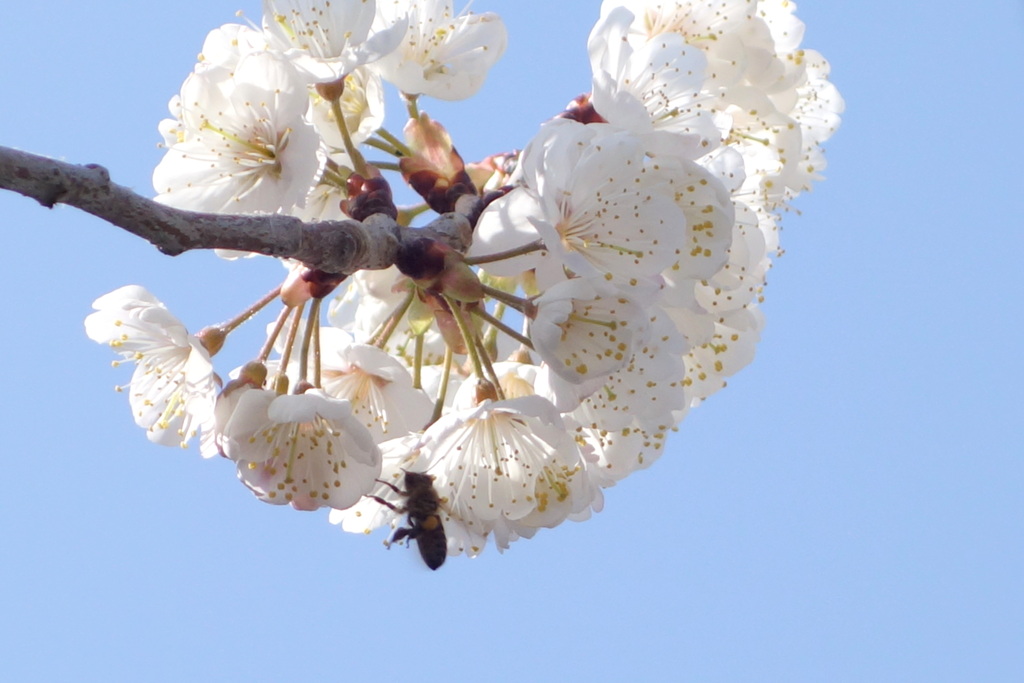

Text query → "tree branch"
[0,145,475,273]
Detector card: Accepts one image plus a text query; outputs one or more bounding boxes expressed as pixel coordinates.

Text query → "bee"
[372,471,447,570]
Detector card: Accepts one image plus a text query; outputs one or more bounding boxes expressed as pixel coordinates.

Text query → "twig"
[0,145,477,273]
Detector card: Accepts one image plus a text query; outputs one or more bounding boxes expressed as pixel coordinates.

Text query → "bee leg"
[374,478,405,496]
[390,526,416,548]
[368,495,403,513]
[367,495,409,550]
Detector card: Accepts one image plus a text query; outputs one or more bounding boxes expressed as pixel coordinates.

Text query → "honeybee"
[372,471,447,570]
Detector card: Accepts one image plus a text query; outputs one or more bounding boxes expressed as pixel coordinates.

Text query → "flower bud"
[465,152,518,192]
[437,257,484,303]
[395,237,447,283]
[400,113,477,214]
[474,379,499,404]
[314,76,346,102]
[196,325,227,356]
[396,238,483,303]
[282,266,349,306]
[221,360,268,398]
[341,173,398,221]
[557,93,607,124]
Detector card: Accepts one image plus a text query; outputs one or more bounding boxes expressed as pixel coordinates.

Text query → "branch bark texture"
[0,145,474,273]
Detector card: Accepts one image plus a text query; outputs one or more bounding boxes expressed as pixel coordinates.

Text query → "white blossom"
[318,330,434,443]
[599,0,844,217]
[84,286,218,450]
[568,309,689,484]
[415,396,597,539]
[684,305,764,403]
[601,0,757,45]
[262,0,407,82]
[691,207,769,315]
[373,0,508,100]
[196,23,270,71]
[471,120,687,290]
[531,277,649,385]
[153,50,320,214]
[218,387,381,511]
[589,6,720,158]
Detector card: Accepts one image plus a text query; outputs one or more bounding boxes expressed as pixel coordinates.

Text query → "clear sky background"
[1,2,1022,681]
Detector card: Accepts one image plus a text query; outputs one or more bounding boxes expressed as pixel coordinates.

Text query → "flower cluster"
[87,0,842,566]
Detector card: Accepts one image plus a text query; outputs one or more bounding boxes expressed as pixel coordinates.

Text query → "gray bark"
[0,145,474,273]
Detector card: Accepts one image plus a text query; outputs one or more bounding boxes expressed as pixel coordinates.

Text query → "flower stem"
[258,305,292,363]
[220,285,282,333]
[370,289,415,349]
[464,239,546,266]
[330,98,369,176]
[363,137,403,157]
[397,203,431,226]
[472,305,533,349]
[404,94,420,120]
[444,296,484,380]
[474,331,506,401]
[425,347,453,429]
[480,284,535,316]
[412,333,424,390]
[446,298,505,401]
[375,127,412,157]
[312,313,322,388]
[276,304,305,394]
[320,165,350,188]
[297,298,321,386]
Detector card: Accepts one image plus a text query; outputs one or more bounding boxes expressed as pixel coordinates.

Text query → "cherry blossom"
[589,7,720,158]
[373,0,508,100]
[153,51,320,214]
[88,0,842,565]
[414,395,597,537]
[531,277,649,384]
[318,331,434,443]
[85,286,219,450]
[262,0,407,83]
[471,120,687,290]
[218,386,381,511]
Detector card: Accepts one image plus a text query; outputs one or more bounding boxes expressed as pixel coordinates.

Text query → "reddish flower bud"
[341,172,398,221]
[302,268,348,299]
[293,379,315,395]
[557,93,607,124]
[395,237,448,283]
[399,113,478,214]
[282,266,347,306]
[396,238,484,303]
[465,151,518,192]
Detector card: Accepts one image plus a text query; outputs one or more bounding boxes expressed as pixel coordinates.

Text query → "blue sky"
[1,1,1022,681]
